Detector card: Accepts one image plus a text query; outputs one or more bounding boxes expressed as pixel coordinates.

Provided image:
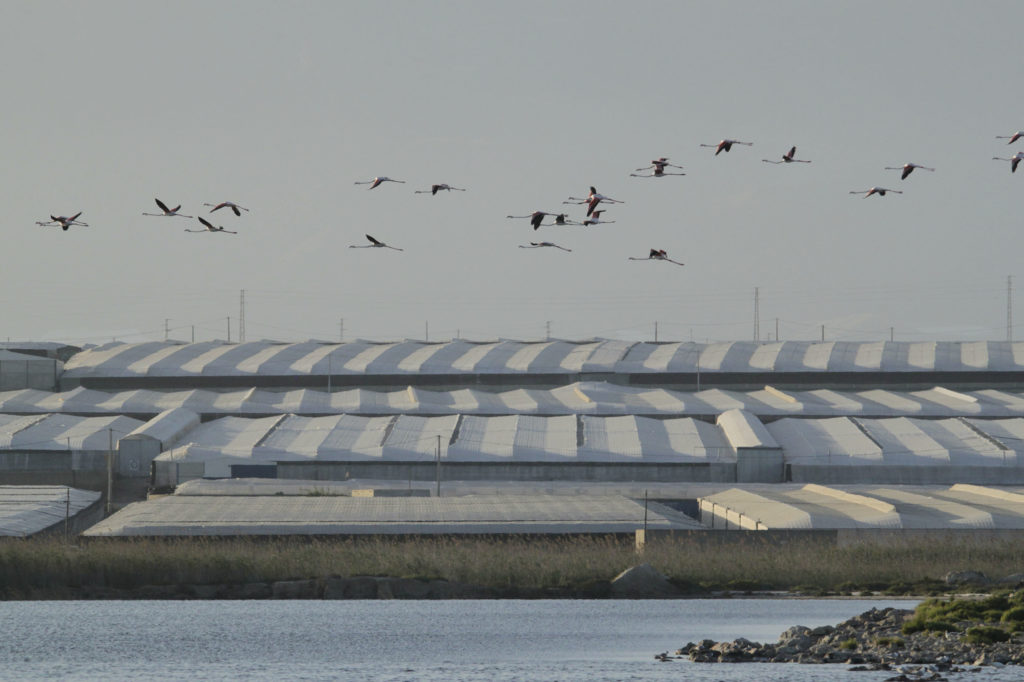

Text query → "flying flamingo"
[185,217,237,234]
[632,157,685,176]
[629,249,684,266]
[993,151,1024,173]
[349,234,403,251]
[884,163,934,180]
[414,184,466,195]
[507,211,562,230]
[563,186,624,216]
[143,198,192,218]
[996,131,1024,145]
[36,212,88,230]
[354,177,405,189]
[582,210,615,226]
[203,201,249,216]
[519,241,572,252]
[630,162,686,178]
[700,139,752,155]
[763,146,811,164]
[849,187,903,198]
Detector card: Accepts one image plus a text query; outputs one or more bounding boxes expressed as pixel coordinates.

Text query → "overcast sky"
[4,1,1023,345]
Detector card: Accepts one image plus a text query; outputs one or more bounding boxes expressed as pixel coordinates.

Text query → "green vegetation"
[965,626,1011,644]
[0,533,1023,599]
[874,637,905,649]
[839,638,858,650]
[902,591,1024,642]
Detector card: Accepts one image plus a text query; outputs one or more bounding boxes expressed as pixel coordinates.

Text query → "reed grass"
[1,534,1022,598]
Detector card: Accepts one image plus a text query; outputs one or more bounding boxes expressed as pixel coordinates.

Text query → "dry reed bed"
[1,535,1022,596]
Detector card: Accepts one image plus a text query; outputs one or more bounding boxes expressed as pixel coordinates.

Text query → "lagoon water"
[0,598,1014,681]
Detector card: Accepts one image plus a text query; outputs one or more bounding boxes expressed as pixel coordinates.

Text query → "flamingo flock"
[35,129,1021,270]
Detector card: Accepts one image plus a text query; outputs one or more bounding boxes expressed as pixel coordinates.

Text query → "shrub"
[875,637,905,648]
[964,626,1010,645]
[840,638,858,651]
[1001,606,1024,623]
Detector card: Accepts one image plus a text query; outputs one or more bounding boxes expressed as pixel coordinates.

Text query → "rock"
[999,573,1024,585]
[609,563,679,597]
[271,579,318,598]
[944,570,990,586]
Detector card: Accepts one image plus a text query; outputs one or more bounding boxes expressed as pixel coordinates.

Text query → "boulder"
[944,571,990,586]
[610,563,679,597]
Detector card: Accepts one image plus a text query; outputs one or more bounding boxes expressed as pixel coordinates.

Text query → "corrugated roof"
[700,484,1024,530]
[62,340,1024,379]
[0,485,101,537]
[82,493,703,536]
[10,382,1024,419]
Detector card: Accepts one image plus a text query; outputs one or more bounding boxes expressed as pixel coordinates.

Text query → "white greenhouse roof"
[61,339,1024,379]
[0,414,145,451]
[155,414,738,470]
[82,493,703,536]
[0,485,101,537]
[700,484,1024,530]
[9,382,1024,420]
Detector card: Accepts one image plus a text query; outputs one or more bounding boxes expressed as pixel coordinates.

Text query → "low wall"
[637,527,1024,549]
[276,461,738,483]
[787,464,1024,485]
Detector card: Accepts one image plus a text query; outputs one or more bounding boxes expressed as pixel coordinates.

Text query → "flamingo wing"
[155,198,171,213]
[198,217,215,230]
[366,234,384,246]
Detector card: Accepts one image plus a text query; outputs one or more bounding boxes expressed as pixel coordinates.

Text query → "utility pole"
[775,317,779,342]
[191,325,195,343]
[753,287,760,341]
[164,318,170,341]
[545,321,551,341]
[425,321,429,342]
[339,318,344,343]
[106,428,114,516]
[239,289,246,343]
[227,317,231,343]
[654,321,658,342]
[1009,275,1013,342]
[821,324,825,342]
[435,434,441,497]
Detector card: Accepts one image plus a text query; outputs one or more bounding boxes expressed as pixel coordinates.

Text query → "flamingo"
[763,146,811,164]
[634,157,684,172]
[996,131,1024,145]
[204,201,249,216]
[36,212,88,230]
[563,186,624,216]
[700,139,752,155]
[849,187,903,198]
[143,198,192,218]
[349,234,403,251]
[884,163,934,180]
[185,217,237,234]
[582,210,615,226]
[630,162,686,178]
[993,151,1024,173]
[519,241,572,252]
[628,248,684,266]
[354,177,405,189]
[507,211,561,230]
[414,184,466,195]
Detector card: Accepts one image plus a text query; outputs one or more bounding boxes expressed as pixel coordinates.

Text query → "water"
[0,598,1012,681]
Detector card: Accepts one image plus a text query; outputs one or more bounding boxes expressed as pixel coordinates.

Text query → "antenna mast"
[239,289,246,343]
[753,287,760,341]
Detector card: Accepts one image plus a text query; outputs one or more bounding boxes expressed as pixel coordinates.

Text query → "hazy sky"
[4,1,1024,345]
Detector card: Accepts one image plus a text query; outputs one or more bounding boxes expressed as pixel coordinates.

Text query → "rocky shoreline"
[672,605,1024,674]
